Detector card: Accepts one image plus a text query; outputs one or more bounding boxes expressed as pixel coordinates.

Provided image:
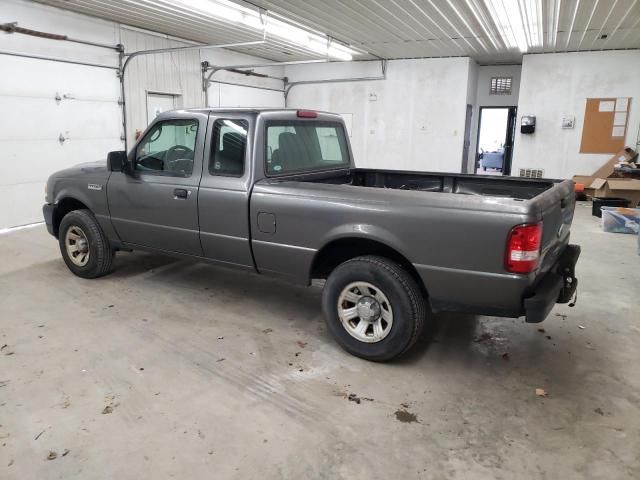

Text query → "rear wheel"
[322,255,426,361]
[58,209,114,279]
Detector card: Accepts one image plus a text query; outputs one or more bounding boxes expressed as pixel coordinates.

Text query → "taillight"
[297,110,317,118]
[505,223,542,274]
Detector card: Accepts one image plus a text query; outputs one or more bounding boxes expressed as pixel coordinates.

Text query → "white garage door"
[208,82,285,108]
[0,55,123,229]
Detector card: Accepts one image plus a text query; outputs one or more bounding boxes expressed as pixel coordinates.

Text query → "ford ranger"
[43,108,580,361]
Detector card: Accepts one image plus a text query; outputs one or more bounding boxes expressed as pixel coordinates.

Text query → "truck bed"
[307,168,556,200]
[251,167,575,317]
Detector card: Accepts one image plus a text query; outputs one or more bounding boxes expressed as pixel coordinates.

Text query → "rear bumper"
[523,244,580,323]
[42,203,56,237]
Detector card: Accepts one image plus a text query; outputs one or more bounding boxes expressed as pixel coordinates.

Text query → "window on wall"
[489,77,513,95]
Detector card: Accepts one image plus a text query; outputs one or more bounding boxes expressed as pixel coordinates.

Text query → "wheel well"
[311,238,426,294]
[52,198,88,237]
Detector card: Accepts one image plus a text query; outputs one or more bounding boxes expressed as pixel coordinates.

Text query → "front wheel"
[322,255,426,361]
[58,209,114,279]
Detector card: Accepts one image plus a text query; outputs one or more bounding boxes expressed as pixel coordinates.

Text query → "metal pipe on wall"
[201,58,389,106]
[121,40,266,72]
[208,79,284,92]
[284,60,387,100]
[0,22,121,51]
[201,59,341,101]
[0,50,119,70]
[203,59,331,71]
[201,61,287,106]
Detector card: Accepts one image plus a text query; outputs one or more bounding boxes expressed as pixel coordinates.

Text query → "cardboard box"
[590,178,640,207]
[592,147,638,178]
[572,148,639,197]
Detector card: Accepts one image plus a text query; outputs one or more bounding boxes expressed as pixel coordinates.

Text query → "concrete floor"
[1,203,639,479]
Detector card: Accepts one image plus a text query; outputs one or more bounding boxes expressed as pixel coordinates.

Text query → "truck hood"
[51,160,108,179]
[46,160,110,204]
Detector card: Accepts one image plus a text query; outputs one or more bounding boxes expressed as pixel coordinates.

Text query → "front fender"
[50,176,119,243]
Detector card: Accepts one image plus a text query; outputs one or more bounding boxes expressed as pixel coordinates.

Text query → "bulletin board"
[579,97,631,154]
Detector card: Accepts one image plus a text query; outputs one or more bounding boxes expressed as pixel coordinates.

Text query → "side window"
[209,119,248,177]
[135,119,198,176]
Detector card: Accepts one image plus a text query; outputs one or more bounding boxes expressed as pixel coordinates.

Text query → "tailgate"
[531,179,576,273]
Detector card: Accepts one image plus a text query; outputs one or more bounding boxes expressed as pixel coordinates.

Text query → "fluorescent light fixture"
[522,0,544,49]
[173,0,357,60]
[483,0,543,52]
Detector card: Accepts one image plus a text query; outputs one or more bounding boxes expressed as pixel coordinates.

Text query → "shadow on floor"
[32,250,607,377]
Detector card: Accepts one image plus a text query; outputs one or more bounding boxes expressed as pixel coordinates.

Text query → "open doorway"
[475,106,517,175]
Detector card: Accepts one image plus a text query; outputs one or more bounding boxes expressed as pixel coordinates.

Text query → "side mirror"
[107,151,127,172]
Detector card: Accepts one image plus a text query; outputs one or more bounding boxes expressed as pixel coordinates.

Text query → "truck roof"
[172,107,335,114]
[159,108,340,118]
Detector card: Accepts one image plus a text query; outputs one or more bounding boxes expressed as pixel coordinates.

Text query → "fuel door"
[257,212,276,234]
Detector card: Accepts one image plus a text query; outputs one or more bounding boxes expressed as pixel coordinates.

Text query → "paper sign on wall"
[599,100,615,112]
[615,98,629,112]
[613,112,627,126]
[612,126,625,137]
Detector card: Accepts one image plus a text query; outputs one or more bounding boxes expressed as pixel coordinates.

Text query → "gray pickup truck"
[43,108,579,361]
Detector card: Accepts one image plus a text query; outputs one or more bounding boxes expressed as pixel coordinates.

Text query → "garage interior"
[1,0,640,478]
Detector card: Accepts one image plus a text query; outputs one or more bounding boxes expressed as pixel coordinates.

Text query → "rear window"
[265,121,350,176]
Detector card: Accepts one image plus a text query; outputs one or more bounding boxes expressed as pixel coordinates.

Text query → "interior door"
[146,93,177,125]
[107,113,208,255]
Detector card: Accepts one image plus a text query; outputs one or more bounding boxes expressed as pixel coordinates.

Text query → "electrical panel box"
[521,115,536,134]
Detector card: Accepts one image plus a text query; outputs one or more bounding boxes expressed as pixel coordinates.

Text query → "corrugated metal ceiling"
[33,0,640,63]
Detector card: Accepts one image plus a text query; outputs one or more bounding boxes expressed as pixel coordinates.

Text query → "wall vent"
[519,168,544,179]
[490,76,513,95]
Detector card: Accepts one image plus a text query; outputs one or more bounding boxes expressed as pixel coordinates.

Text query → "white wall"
[467,64,522,172]
[513,50,640,179]
[285,57,473,172]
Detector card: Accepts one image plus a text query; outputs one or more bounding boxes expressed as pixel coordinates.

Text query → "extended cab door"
[198,114,254,270]
[107,113,207,255]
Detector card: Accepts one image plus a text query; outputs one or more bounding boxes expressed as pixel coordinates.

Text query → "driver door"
[107,114,207,256]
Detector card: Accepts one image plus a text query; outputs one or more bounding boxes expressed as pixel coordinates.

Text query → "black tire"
[58,209,114,279]
[322,255,426,362]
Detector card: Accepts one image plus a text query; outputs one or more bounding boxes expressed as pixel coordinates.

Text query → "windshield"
[265,121,350,176]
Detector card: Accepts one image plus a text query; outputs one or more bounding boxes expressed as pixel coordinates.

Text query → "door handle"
[173,188,189,199]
